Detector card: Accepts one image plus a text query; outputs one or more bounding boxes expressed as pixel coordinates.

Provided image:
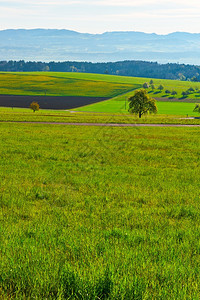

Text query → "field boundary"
[1,121,200,127]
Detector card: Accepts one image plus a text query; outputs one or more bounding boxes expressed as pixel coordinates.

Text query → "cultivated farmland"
[1,72,200,115]
[1,72,200,299]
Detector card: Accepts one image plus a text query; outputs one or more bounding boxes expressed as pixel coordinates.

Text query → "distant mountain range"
[1,29,200,64]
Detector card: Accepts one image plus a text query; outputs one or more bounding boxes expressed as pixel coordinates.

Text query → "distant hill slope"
[1,29,200,64]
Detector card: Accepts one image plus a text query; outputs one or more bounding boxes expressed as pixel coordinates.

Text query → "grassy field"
[0,106,200,125]
[0,122,200,299]
[0,72,137,97]
[75,97,200,116]
[1,72,200,299]
[1,72,200,100]
[1,72,200,118]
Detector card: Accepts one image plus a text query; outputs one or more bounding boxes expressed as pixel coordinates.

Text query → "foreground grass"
[0,123,200,299]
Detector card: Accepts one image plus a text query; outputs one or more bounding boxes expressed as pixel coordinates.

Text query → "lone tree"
[128,89,157,118]
[171,90,177,96]
[193,104,200,113]
[30,101,40,112]
[187,87,195,93]
[143,82,149,89]
[158,84,164,91]
[181,91,188,97]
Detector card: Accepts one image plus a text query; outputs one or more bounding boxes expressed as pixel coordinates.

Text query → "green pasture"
[1,70,200,122]
[0,123,200,299]
[0,106,200,124]
[0,72,137,97]
[1,71,200,100]
[75,98,200,116]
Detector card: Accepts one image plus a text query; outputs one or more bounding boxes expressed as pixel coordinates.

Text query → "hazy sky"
[1,0,200,34]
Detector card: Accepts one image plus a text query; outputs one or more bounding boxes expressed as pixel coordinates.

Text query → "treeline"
[0,60,200,81]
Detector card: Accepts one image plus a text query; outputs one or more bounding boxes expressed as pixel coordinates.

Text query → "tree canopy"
[128,89,157,118]
[158,84,164,91]
[193,104,200,114]
[30,101,40,112]
[1,60,200,81]
[143,82,149,89]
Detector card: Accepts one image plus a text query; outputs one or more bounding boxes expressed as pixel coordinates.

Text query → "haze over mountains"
[1,29,200,65]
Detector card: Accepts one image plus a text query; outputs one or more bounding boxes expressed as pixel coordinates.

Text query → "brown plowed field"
[0,95,109,109]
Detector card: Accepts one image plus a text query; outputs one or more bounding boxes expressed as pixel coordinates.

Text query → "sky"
[1,0,200,34]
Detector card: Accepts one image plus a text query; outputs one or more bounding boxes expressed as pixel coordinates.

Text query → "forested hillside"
[1,60,200,81]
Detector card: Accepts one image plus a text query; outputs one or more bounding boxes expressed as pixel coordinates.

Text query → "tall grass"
[0,123,200,298]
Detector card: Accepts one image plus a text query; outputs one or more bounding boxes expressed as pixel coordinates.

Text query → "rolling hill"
[1,29,200,64]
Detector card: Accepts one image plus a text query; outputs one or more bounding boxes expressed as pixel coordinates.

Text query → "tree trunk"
[139,112,142,118]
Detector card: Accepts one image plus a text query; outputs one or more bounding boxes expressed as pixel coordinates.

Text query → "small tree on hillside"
[149,79,154,84]
[143,82,149,89]
[30,101,40,112]
[165,89,171,94]
[128,89,157,118]
[187,87,195,93]
[158,84,164,91]
[182,91,188,97]
[193,104,200,114]
[171,90,177,96]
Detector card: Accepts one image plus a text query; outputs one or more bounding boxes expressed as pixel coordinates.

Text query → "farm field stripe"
[1,121,200,127]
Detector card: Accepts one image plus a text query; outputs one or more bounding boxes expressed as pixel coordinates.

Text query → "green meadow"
[1,71,200,99]
[1,71,200,298]
[1,72,200,119]
[0,72,138,97]
[0,123,200,299]
[0,107,200,125]
[75,98,200,116]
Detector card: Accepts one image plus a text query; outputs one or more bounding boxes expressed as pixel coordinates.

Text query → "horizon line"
[0,28,200,35]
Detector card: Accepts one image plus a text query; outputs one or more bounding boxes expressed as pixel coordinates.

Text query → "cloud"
[1,0,200,9]
[1,0,200,34]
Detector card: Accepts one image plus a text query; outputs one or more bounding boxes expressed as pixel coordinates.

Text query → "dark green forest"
[1,60,200,81]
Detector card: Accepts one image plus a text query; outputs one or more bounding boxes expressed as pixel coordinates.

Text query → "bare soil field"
[0,95,109,109]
